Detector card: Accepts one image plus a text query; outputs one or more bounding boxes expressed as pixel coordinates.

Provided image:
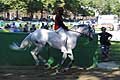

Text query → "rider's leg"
[56,27,67,41]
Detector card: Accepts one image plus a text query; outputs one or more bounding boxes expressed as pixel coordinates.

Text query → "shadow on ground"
[0,66,120,80]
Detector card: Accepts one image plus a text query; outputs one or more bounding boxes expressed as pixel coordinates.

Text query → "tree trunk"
[6,12,10,20]
[30,12,33,19]
[40,9,43,19]
[16,10,19,20]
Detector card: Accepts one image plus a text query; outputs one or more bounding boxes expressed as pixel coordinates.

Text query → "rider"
[98,27,112,61]
[54,7,69,41]
[54,7,69,31]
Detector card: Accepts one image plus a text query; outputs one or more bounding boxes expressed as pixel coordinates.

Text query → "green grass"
[98,41,120,65]
[110,42,120,64]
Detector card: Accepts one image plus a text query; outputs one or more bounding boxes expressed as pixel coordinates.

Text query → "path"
[0,66,120,80]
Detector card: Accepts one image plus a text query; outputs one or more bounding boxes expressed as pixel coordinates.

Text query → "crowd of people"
[0,21,52,33]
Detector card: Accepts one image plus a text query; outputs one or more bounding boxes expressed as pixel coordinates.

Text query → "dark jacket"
[98,32,112,46]
[55,14,68,31]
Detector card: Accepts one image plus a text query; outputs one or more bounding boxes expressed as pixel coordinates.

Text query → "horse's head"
[75,24,95,40]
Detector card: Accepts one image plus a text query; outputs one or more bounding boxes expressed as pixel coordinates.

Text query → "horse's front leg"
[60,46,68,67]
[53,52,67,74]
[52,46,68,69]
[65,49,74,70]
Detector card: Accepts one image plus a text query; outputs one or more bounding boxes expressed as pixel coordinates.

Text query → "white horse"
[10,24,94,70]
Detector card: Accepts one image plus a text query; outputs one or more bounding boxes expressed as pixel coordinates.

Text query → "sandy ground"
[0,66,120,80]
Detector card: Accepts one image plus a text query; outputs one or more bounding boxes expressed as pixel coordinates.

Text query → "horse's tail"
[10,33,32,50]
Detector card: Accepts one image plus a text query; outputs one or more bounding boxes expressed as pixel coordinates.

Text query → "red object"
[54,14,62,30]
[54,24,59,30]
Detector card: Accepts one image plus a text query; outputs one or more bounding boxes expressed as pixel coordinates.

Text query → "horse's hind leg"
[20,34,32,49]
[31,46,48,67]
[31,47,40,66]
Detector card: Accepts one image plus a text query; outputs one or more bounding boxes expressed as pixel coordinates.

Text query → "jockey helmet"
[55,7,64,14]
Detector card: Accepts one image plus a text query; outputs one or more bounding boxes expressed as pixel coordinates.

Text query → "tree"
[112,2,120,16]
[41,0,56,13]
[64,0,80,15]
[23,0,43,18]
[0,2,10,12]
[1,0,120,19]
[0,1,11,19]
[102,3,112,14]
[10,0,26,19]
[0,0,26,19]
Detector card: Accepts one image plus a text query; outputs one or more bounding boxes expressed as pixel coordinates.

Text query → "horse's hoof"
[64,68,69,71]
[44,63,51,69]
[35,63,40,66]
[51,66,57,69]
[35,65,40,69]
[51,64,60,69]
[50,69,60,76]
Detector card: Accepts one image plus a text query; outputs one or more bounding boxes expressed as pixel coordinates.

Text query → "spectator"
[47,16,51,23]
[5,24,11,28]
[41,23,45,29]
[44,23,49,29]
[13,27,21,32]
[19,24,23,31]
[23,24,29,32]
[3,24,10,32]
[10,22,16,28]
[30,24,36,32]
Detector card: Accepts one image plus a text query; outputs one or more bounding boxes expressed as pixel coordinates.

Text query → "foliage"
[0,2,10,12]
[26,0,43,14]
[112,2,120,16]
[64,0,80,15]
[0,0,120,16]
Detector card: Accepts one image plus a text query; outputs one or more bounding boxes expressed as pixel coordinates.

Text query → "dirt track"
[0,66,120,80]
